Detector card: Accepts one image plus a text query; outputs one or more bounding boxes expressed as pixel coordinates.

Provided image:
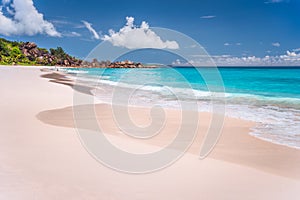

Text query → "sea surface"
[64,67,300,149]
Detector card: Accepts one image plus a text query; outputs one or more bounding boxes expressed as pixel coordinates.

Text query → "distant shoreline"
[2,64,300,69]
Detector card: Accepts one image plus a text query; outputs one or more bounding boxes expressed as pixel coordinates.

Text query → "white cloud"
[71,31,81,37]
[62,31,81,37]
[173,51,300,66]
[286,51,297,57]
[293,48,300,52]
[82,20,100,40]
[272,42,281,47]
[0,0,60,37]
[264,0,288,4]
[265,0,286,3]
[2,0,10,5]
[6,6,14,15]
[224,42,242,46]
[102,16,179,49]
[200,15,216,19]
[215,51,300,66]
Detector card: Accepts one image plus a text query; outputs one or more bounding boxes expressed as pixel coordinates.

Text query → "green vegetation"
[0,38,82,66]
[0,38,34,65]
[50,47,66,59]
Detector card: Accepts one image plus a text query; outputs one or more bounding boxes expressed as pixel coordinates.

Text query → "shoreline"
[39,67,300,179]
[58,67,300,150]
[0,66,299,199]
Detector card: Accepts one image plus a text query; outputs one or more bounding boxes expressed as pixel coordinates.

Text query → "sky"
[0,0,300,66]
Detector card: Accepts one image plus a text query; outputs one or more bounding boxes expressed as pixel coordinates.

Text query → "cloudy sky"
[1,0,300,66]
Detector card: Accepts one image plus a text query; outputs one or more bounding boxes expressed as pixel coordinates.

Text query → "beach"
[0,66,300,199]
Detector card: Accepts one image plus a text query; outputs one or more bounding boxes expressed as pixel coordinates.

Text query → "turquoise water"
[64,67,300,148]
[67,67,300,100]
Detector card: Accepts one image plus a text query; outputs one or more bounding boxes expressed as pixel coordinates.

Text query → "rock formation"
[19,42,82,67]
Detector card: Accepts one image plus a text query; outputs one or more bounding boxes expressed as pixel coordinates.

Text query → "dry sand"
[0,66,299,199]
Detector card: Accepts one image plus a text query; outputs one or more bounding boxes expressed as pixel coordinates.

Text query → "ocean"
[64,67,300,149]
